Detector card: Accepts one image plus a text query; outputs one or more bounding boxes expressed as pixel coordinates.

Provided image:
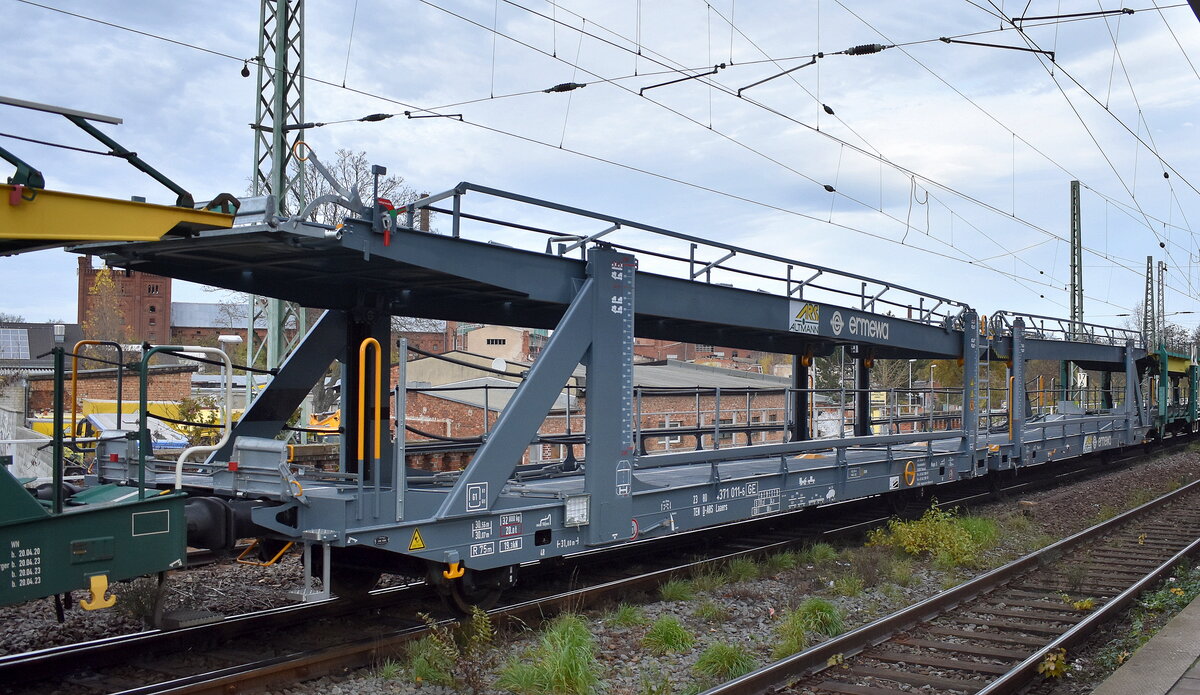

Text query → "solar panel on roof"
[0,328,29,359]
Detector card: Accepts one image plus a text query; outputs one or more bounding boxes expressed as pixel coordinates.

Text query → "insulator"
[844,43,886,55]
[544,82,587,93]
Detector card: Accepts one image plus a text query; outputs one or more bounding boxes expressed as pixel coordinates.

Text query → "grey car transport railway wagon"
[2,180,1159,613]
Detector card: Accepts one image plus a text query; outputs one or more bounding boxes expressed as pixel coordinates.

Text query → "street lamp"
[929,364,938,412]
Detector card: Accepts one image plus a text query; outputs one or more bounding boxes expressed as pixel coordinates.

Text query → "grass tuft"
[660,579,695,602]
[799,542,839,565]
[832,573,864,597]
[771,607,810,659]
[763,551,799,574]
[689,568,728,593]
[792,597,844,637]
[725,557,759,583]
[607,602,648,627]
[694,642,757,681]
[375,657,403,680]
[867,503,985,567]
[693,599,731,623]
[643,615,695,654]
[496,613,599,695]
[405,634,455,686]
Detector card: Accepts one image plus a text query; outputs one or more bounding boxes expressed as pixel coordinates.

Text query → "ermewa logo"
[830,310,844,336]
[789,302,821,335]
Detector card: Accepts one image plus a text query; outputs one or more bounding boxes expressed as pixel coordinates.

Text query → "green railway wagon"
[0,464,186,612]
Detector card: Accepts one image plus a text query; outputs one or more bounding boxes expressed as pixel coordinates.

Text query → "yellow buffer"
[0,185,232,252]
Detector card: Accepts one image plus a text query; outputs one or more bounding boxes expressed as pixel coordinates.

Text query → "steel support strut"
[583,249,636,546]
[432,247,638,548]
[962,311,981,463]
[1010,318,1026,461]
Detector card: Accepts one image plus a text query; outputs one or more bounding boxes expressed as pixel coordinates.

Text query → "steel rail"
[3,437,1188,694]
[698,477,1200,695]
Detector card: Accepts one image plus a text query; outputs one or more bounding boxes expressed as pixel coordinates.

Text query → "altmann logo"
[789,302,820,335]
[848,315,890,340]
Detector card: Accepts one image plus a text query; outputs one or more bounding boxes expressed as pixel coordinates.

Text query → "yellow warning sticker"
[408,528,426,551]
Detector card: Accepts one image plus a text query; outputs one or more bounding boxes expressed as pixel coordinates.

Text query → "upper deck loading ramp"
[62,177,1152,595]
[75,182,1140,368]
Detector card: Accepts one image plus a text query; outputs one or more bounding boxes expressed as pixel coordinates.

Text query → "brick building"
[170,301,268,345]
[27,364,196,412]
[458,325,549,363]
[395,319,459,357]
[77,256,171,343]
[402,357,796,470]
[633,337,767,371]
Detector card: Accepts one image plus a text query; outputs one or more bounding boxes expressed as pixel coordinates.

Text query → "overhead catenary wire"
[513,0,1189,284]
[416,0,1079,300]
[831,0,1196,296]
[0,0,1102,308]
[0,2,1104,307]
[990,3,1196,296]
[11,0,1190,311]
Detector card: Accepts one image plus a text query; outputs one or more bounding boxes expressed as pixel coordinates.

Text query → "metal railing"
[990,310,1143,347]
[399,183,971,328]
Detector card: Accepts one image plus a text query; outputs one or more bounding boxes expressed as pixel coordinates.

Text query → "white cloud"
[1,0,1197,325]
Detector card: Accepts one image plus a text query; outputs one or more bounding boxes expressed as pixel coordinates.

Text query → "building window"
[148,318,156,326]
[0,328,30,359]
[148,305,156,313]
[486,338,507,345]
[147,284,160,295]
[697,344,714,353]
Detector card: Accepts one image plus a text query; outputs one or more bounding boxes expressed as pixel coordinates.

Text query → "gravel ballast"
[2,446,1197,694]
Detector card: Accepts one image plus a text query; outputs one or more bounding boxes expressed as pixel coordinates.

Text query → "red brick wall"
[28,366,196,412]
[77,256,172,343]
[170,326,269,345]
[402,389,793,470]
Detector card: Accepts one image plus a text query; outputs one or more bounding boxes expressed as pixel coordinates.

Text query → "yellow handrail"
[70,340,110,443]
[357,337,383,470]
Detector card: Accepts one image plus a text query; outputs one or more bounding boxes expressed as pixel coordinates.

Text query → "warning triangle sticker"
[408,528,426,551]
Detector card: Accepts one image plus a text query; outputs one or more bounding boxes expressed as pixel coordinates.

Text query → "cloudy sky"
[2,0,1198,332]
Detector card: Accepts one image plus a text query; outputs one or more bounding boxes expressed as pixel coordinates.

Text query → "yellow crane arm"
[0,184,232,254]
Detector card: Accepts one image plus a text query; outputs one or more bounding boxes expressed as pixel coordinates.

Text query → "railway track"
[0,494,896,694]
[1,443,1189,695]
[703,478,1200,695]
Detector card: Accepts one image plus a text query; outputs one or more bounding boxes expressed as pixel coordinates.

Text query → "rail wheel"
[329,565,383,599]
[429,564,515,615]
[306,549,382,600]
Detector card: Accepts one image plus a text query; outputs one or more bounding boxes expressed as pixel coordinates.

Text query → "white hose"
[174,346,233,490]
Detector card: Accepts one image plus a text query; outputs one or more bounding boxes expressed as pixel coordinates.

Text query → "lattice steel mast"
[248,0,309,426]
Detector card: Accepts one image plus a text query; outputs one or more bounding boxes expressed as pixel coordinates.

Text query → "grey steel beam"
[1022,338,1134,365]
[208,310,346,463]
[791,355,809,441]
[854,358,871,437]
[961,311,981,461]
[583,247,637,546]
[433,280,596,520]
[1010,318,1026,459]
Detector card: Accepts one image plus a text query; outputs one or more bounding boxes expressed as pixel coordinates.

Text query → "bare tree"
[0,312,25,323]
[291,149,418,227]
[81,267,129,343]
